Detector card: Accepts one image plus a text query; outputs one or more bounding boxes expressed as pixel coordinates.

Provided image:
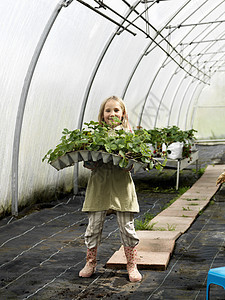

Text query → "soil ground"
[0,144,225,299]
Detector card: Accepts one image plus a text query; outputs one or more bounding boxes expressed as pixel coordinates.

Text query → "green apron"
[82,161,139,212]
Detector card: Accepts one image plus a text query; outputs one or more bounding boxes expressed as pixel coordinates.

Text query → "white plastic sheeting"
[0,0,225,215]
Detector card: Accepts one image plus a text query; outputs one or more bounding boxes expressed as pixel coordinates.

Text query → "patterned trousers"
[84,211,139,249]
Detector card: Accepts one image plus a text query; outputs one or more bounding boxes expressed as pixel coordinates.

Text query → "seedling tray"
[50,150,147,174]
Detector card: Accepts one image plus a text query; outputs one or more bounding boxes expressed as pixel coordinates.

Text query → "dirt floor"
[0,144,225,300]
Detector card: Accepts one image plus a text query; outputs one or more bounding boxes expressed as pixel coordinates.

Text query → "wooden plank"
[106,164,225,271]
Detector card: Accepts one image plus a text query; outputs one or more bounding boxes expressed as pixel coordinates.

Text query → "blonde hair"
[98,96,129,129]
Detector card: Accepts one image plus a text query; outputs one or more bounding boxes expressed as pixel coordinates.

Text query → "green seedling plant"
[145,126,197,158]
[42,118,197,170]
[154,224,176,231]
[162,186,190,210]
[198,209,203,215]
[192,166,205,181]
[42,118,167,171]
[135,220,157,231]
[182,206,191,211]
[135,213,155,230]
[155,226,166,231]
[167,223,176,231]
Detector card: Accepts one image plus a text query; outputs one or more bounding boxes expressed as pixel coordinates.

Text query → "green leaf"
[62,128,70,135]
[119,150,125,158]
[119,157,128,168]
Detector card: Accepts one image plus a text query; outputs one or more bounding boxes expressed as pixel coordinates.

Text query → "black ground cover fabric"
[0,144,225,299]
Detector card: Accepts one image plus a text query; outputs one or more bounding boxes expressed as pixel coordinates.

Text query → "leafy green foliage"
[192,167,206,176]
[42,119,165,170]
[144,126,197,158]
[42,120,197,170]
[162,186,190,210]
[135,213,156,230]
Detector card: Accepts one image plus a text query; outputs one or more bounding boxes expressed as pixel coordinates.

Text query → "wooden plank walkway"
[106,164,225,271]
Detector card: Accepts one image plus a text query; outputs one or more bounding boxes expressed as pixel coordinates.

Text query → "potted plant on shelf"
[161,126,185,159]
[182,128,197,160]
[146,126,197,160]
[146,127,163,157]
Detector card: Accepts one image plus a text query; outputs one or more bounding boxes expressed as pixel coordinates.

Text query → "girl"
[79,96,142,282]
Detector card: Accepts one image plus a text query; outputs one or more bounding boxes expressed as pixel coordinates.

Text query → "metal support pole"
[74,1,141,195]
[176,160,180,190]
[11,0,71,216]
[196,159,199,175]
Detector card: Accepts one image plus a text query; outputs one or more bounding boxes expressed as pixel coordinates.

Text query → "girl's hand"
[123,164,133,172]
[216,172,225,185]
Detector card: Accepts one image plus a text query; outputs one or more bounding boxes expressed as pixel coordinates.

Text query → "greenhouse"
[1,0,225,299]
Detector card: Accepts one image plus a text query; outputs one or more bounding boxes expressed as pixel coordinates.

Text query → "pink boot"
[124,246,142,282]
[79,247,97,277]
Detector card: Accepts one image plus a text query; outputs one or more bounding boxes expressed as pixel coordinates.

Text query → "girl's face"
[103,99,124,126]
